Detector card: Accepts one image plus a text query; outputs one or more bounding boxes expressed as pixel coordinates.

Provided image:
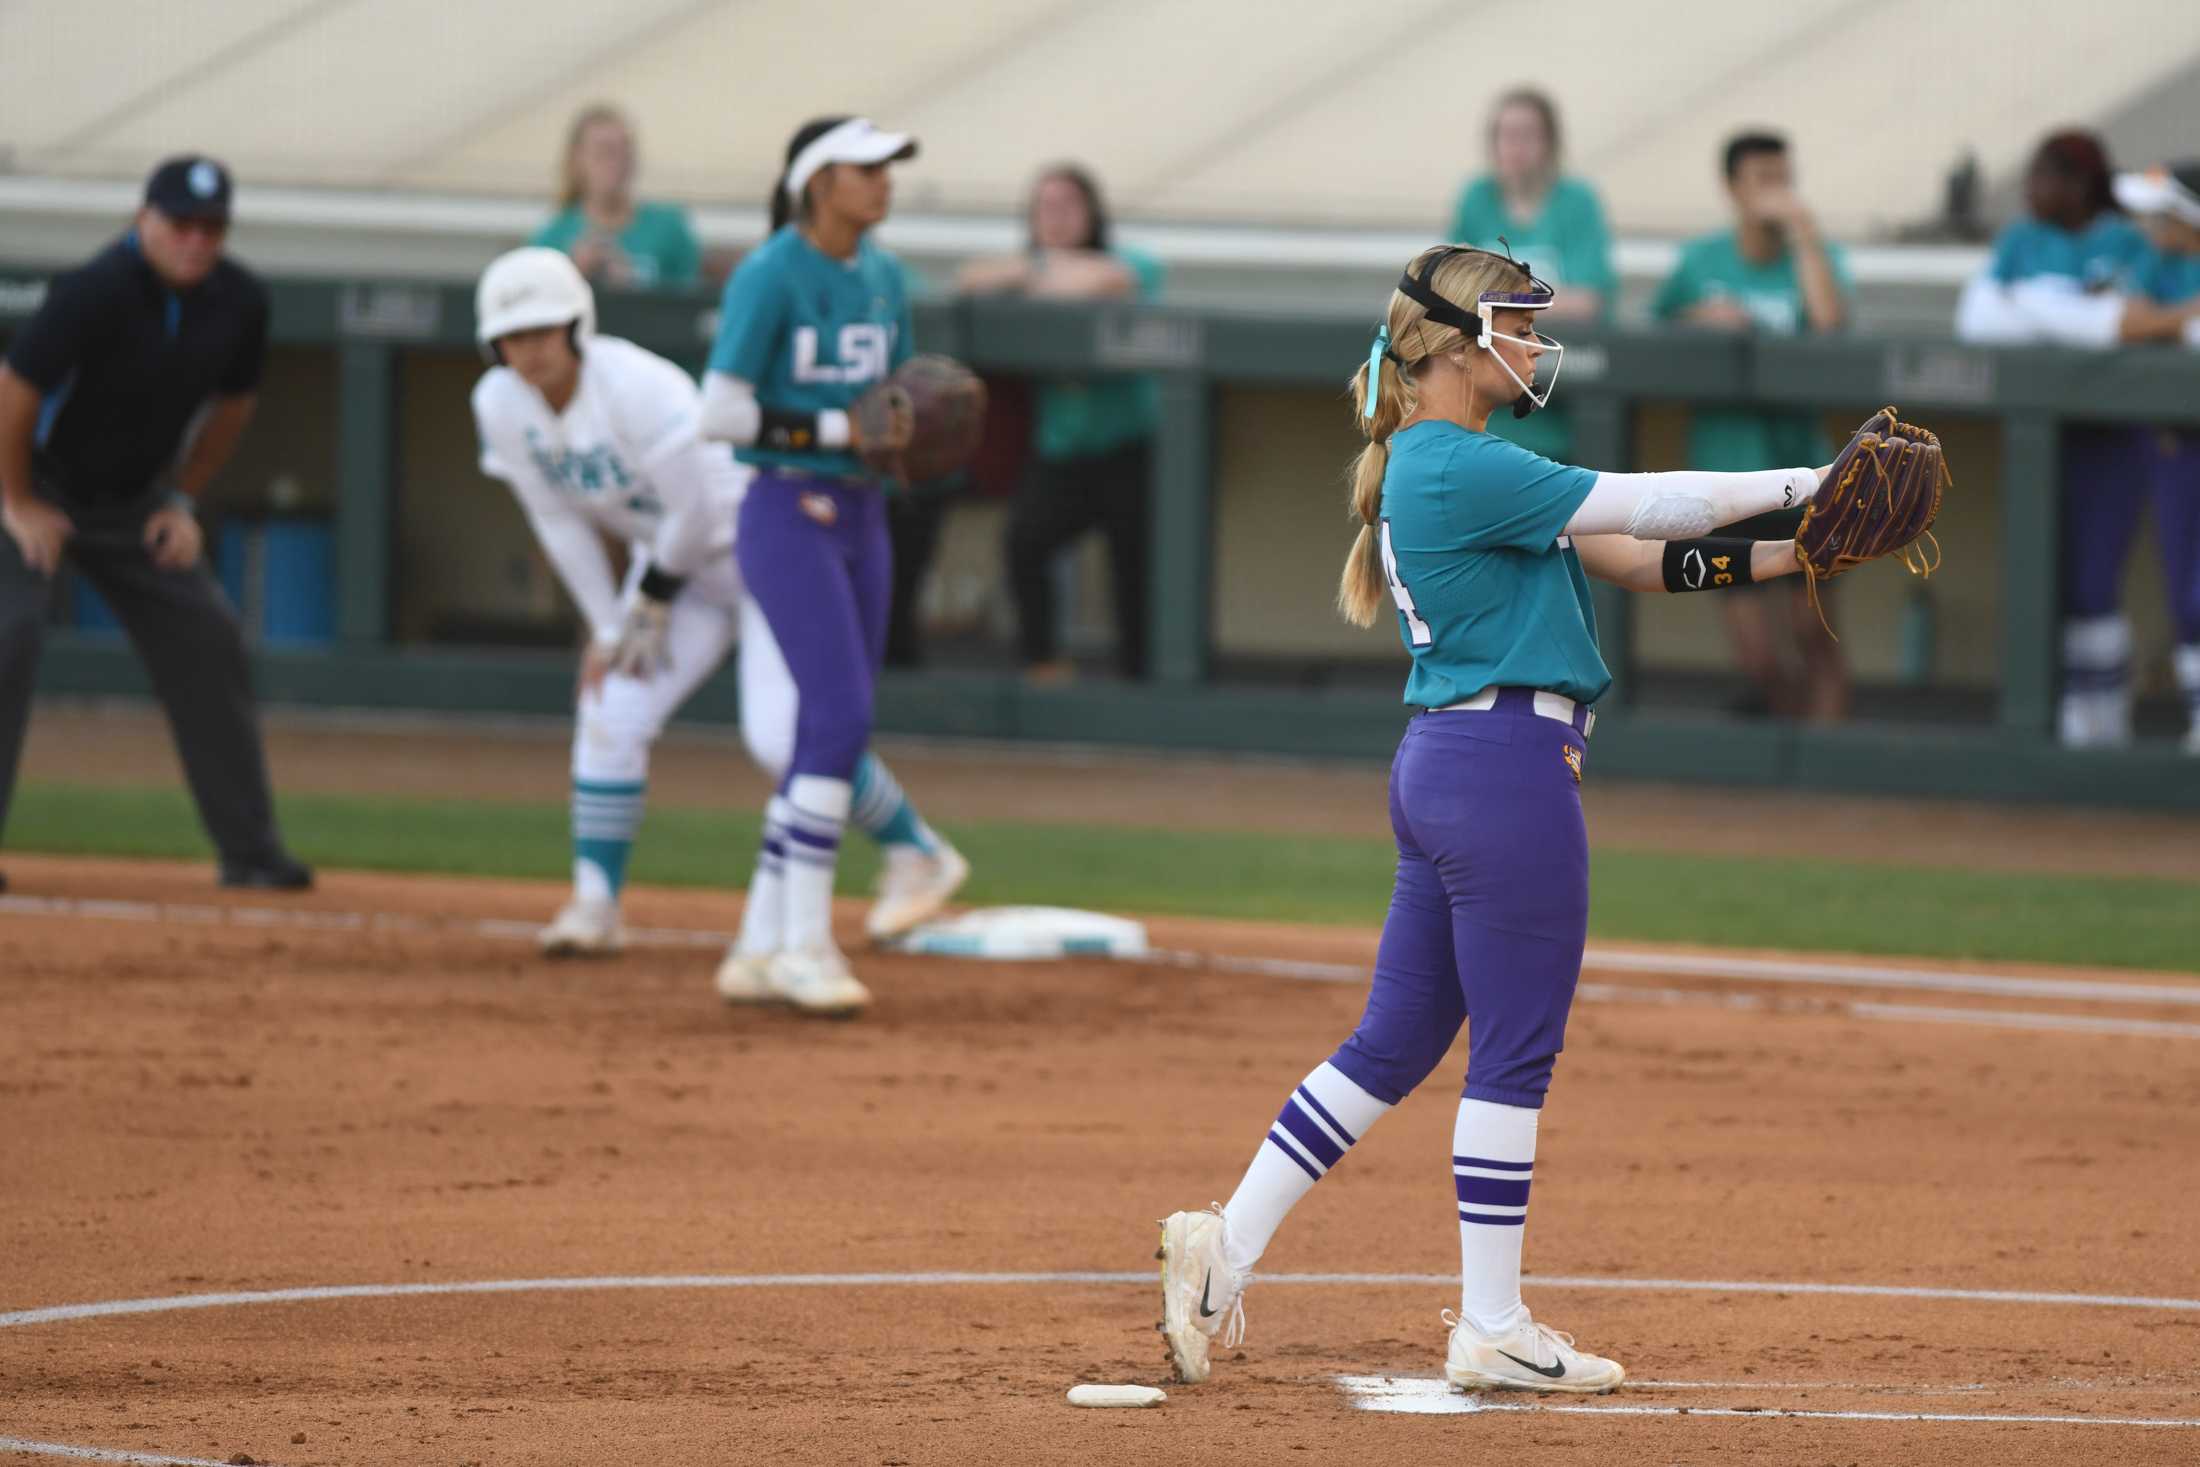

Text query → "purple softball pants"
[1328,690,1593,1112]
[734,470,893,786]
[2064,427,2200,642]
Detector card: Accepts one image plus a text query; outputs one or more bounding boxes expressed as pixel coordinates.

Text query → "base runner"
[469,247,967,974]
[1152,246,1936,1394]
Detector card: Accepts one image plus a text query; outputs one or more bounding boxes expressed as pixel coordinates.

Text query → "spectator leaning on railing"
[1949,131,2178,750]
[1446,87,1615,462]
[1653,131,1855,723]
[957,165,1163,683]
[1968,158,2200,754]
[531,104,701,292]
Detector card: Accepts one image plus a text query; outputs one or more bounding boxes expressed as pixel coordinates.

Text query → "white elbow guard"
[1621,492,1720,541]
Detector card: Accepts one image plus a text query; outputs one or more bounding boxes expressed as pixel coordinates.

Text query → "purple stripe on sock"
[761,839,787,858]
[1294,1085,1357,1146]
[1276,1098,1345,1169]
[1456,1175,1532,1208]
[1452,1155,1534,1172]
[780,824,841,853]
[1266,1129,1323,1182]
[1459,1208,1527,1227]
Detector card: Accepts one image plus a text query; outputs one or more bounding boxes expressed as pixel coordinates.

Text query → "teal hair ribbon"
[1363,324,1390,420]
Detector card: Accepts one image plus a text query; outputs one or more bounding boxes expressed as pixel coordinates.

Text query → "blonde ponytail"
[1336,347,1417,626]
[1334,243,1536,629]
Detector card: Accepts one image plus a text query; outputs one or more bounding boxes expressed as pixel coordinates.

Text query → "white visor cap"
[2112,165,2200,227]
[784,118,918,204]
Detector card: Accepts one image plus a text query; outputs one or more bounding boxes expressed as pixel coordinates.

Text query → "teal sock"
[573,778,646,898]
[849,753,936,852]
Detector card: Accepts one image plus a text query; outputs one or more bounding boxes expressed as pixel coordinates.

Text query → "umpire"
[0,155,311,892]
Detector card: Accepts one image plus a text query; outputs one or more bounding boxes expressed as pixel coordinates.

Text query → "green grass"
[9,781,2198,972]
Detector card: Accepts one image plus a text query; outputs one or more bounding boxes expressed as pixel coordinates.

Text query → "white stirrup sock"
[779,775,852,953]
[1454,1097,1540,1336]
[1221,1062,1393,1279]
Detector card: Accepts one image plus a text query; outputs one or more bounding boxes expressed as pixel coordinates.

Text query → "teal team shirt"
[2138,243,2200,305]
[1035,247,1165,462]
[531,202,702,291]
[1447,175,1616,462]
[1378,422,1607,707]
[1985,213,2151,290]
[709,225,915,481]
[1651,230,1855,472]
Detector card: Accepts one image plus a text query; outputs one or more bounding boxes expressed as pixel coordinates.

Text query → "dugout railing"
[6,271,2197,810]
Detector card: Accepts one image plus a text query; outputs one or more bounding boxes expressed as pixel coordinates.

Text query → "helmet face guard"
[1393,246,1563,418]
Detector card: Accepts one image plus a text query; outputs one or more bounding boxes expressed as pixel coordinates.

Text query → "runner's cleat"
[1158,1205,1246,1384]
[865,840,971,942]
[713,948,779,1005]
[1443,1308,1625,1394]
[537,897,625,958]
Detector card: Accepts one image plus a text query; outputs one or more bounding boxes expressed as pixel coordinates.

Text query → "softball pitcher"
[1158,247,1837,1393]
[469,247,965,972]
[696,116,937,1016]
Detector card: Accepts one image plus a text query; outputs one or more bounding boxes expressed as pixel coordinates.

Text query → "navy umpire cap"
[143,155,234,222]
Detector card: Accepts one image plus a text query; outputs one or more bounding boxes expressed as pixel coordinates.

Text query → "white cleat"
[1157,1206,1246,1384]
[865,841,971,943]
[537,898,625,958]
[766,947,872,1016]
[713,948,780,1005]
[1444,1309,1625,1394]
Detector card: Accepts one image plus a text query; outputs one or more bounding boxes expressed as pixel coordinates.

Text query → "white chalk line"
[6,1270,2199,1331]
[1334,1375,2200,1427]
[7,894,2196,1041]
[0,1440,259,1467]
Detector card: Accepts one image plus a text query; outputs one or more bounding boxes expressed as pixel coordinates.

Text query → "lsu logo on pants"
[1561,744,1583,785]
[799,491,839,527]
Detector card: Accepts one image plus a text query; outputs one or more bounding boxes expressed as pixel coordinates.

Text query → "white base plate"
[1068,1384,1167,1408]
[893,906,1149,962]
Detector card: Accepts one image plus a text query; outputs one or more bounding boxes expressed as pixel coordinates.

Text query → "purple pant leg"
[2149,432,2200,644]
[1329,711,1590,1111]
[735,472,889,783]
[2062,427,2154,618]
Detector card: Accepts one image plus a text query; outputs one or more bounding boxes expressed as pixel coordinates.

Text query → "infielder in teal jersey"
[696,117,966,1017]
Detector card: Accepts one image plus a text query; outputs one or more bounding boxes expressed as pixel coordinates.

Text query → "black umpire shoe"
[218,851,315,891]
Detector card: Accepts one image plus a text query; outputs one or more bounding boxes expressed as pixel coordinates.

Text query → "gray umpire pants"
[0,489,285,862]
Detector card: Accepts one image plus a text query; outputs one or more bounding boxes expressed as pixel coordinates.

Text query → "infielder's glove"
[607,594,673,679]
[851,356,988,485]
[1793,405,1948,629]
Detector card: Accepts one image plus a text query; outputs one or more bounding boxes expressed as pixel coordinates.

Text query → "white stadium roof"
[2,0,2195,239]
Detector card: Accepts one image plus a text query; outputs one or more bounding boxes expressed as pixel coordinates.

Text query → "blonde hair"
[559,104,633,210]
[1337,246,1534,626]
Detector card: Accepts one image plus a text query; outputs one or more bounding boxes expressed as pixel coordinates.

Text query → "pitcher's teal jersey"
[1377,422,1607,707]
[708,225,914,479]
[1985,214,2150,290]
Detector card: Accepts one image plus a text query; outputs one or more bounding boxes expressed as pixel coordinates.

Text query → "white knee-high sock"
[733,795,791,957]
[1221,1061,1393,1279]
[779,774,851,953]
[1454,1097,1540,1336]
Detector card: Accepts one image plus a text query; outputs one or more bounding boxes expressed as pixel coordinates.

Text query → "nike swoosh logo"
[1198,1273,1218,1319]
[1496,1348,1566,1379]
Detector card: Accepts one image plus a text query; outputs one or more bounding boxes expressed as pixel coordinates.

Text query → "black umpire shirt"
[5,233,269,509]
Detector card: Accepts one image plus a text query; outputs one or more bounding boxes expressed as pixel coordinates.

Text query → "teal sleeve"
[1443,438,1599,552]
[1123,247,1164,299]
[707,257,787,383]
[1448,181,1477,242]
[1824,241,1857,301]
[656,208,702,290]
[1650,251,1696,320]
[892,260,915,368]
[530,210,580,251]
[1987,226,2025,284]
[1562,182,1617,300]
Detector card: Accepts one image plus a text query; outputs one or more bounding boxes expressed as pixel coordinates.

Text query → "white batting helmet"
[475,246,595,358]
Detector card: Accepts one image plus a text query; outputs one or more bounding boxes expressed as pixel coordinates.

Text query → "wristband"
[636,565,685,602]
[1661,537,1756,593]
[757,408,829,453]
[166,490,198,515]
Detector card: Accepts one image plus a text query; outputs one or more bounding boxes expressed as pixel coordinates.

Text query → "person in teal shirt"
[1447,88,1616,462]
[957,165,1164,681]
[531,105,702,292]
[1652,131,1854,721]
